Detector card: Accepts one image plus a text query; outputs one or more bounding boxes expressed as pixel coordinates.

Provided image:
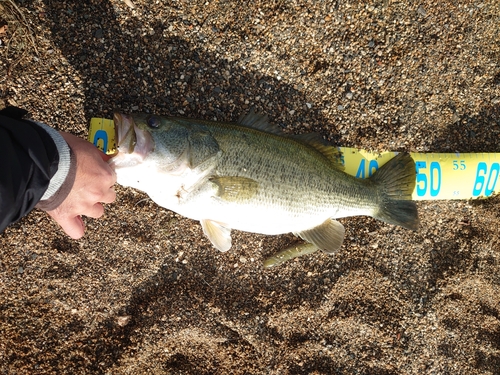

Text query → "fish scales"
[110,110,418,257]
[177,117,376,230]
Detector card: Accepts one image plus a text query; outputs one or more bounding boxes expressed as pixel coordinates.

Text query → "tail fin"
[370,153,419,230]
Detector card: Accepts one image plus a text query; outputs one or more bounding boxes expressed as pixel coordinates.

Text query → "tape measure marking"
[339,148,500,200]
[89,118,116,155]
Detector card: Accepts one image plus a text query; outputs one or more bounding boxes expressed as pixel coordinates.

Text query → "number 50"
[415,161,441,197]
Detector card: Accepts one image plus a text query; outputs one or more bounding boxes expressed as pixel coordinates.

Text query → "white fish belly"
[115,166,376,236]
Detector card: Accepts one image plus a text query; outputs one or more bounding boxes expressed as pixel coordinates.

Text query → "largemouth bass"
[110,111,418,256]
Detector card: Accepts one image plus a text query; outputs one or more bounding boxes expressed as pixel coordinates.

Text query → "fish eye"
[147,115,160,128]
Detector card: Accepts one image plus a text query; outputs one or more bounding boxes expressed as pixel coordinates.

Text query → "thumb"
[100,151,113,162]
[54,215,86,239]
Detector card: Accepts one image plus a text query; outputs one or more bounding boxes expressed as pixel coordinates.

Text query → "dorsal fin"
[238,110,344,170]
[237,109,284,135]
[291,133,344,170]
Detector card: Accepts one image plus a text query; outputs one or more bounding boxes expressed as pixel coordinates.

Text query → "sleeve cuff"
[33,122,77,211]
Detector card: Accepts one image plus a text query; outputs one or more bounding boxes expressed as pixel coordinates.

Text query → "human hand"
[46,132,117,239]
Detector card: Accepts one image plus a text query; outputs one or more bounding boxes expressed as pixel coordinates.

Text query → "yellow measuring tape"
[340,148,500,200]
[89,118,500,200]
[89,118,116,155]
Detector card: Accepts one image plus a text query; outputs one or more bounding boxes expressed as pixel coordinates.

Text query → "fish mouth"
[111,112,154,167]
[113,112,136,154]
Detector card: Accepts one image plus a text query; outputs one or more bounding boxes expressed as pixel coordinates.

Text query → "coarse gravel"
[1,0,499,374]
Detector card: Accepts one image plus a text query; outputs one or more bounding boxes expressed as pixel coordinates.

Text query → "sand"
[1,0,499,374]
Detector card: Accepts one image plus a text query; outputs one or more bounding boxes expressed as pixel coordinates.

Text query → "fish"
[109,110,418,260]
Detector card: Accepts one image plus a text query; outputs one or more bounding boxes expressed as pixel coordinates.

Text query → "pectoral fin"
[294,219,345,254]
[210,176,259,202]
[200,219,232,252]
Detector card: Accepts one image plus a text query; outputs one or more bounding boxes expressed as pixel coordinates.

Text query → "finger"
[100,187,117,204]
[58,215,85,239]
[99,161,117,185]
[109,167,117,185]
[100,151,113,162]
[83,202,105,219]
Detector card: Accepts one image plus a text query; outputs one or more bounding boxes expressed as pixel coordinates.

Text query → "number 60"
[472,162,499,197]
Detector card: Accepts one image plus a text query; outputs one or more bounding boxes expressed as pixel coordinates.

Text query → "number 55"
[453,160,466,170]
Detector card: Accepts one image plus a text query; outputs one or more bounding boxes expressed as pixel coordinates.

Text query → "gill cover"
[136,115,221,172]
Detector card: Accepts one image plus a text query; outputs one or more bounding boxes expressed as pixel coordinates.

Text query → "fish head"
[111,112,191,174]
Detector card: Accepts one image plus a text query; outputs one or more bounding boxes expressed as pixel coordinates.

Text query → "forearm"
[0,107,75,232]
[1,106,116,239]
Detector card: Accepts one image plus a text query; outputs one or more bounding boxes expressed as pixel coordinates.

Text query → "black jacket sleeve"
[0,107,60,233]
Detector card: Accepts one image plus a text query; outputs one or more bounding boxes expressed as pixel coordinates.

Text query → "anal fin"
[200,219,232,252]
[294,219,345,254]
